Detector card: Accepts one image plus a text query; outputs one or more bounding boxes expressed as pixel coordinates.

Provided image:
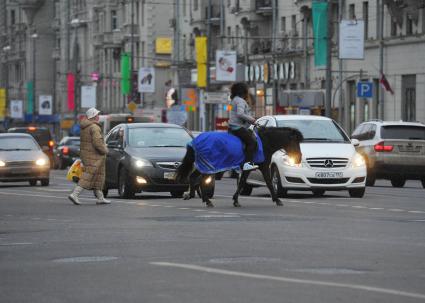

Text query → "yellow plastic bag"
[67,159,83,183]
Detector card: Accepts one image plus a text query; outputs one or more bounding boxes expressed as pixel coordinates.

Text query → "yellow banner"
[195,37,208,87]
[0,88,6,119]
[155,37,173,54]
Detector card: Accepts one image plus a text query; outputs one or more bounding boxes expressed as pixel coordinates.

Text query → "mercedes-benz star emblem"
[174,162,181,169]
[324,159,334,168]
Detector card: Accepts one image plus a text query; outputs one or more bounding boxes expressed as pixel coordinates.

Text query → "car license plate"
[164,172,175,180]
[315,172,343,178]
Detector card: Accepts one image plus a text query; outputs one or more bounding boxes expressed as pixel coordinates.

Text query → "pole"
[32,35,36,123]
[325,0,333,118]
[378,0,384,120]
[205,0,212,131]
[338,0,344,126]
[271,0,277,114]
[130,0,135,104]
[220,0,224,49]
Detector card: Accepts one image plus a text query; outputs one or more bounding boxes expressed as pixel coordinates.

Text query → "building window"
[194,0,198,11]
[281,16,286,32]
[406,16,413,35]
[291,15,296,31]
[227,26,231,43]
[402,75,416,121]
[111,10,118,30]
[10,9,16,25]
[363,1,368,39]
[349,4,355,20]
[391,18,398,36]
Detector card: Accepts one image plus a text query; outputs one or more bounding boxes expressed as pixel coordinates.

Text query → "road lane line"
[151,262,425,300]
[0,242,33,246]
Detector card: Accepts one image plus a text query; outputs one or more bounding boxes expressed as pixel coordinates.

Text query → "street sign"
[357,82,373,98]
[204,92,229,104]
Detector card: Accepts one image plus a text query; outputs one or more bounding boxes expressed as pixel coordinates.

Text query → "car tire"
[312,189,325,197]
[349,187,365,198]
[215,172,224,180]
[41,179,49,186]
[29,180,37,186]
[390,177,406,188]
[271,166,287,198]
[59,159,67,170]
[102,188,109,198]
[118,167,135,199]
[366,174,376,186]
[239,184,253,196]
[421,178,425,189]
[170,190,185,198]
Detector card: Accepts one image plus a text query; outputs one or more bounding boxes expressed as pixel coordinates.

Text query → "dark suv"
[351,120,425,188]
[8,127,55,167]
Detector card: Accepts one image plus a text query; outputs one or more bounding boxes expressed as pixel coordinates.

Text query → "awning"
[278,90,325,107]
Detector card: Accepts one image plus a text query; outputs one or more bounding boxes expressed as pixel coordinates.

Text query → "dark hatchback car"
[104,123,192,198]
[54,136,80,169]
[8,126,55,167]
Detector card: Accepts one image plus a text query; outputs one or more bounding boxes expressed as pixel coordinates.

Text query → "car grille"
[307,158,349,168]
[5,161,35,167]
[155,162,181,170]
[307,178,350,184]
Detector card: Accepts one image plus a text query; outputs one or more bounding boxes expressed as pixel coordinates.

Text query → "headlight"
[134,158,153,167]
[352,153,366,167]
[283,155,302,167]
[0,160,5,167]
[35,158,47,166]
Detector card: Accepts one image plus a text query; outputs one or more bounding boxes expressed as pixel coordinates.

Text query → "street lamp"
[31,33,38,122]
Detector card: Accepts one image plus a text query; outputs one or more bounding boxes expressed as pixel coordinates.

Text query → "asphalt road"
[1,170,424,303]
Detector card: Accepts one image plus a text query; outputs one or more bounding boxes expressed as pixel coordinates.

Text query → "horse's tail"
[175,145,195,182]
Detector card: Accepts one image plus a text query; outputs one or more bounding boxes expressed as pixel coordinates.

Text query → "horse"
[175,126,303,208]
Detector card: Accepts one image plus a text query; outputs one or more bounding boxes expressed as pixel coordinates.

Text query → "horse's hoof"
[275,199,283,206]
[206,201,214,208]
[233,202,241,207]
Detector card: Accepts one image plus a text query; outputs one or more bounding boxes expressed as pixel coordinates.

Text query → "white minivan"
[242,115,367,198]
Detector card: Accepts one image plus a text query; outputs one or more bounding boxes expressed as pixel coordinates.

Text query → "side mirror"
[107,141,122,149]
[351,138,360,147]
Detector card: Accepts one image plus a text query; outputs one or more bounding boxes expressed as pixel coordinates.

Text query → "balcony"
[122,24,139,40]
[93,33,104,46]
[255,0,273,15]
[103,31,122,47]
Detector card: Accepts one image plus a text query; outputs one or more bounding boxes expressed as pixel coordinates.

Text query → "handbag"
[67,159,83,183]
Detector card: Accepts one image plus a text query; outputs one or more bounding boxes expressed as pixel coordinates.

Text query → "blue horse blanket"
[190,131,265,174]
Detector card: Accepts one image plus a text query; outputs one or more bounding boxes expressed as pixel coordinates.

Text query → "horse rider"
[228,82,259,171]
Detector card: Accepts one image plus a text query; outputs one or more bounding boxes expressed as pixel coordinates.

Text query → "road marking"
[388,209,405,212]
[352,206,367,209]
[335,204,348,207]
[151,262,425,300]
[178,208,190,210]
[196,215,240,218]
[369,208,384,210]
[37,188,70,192]
[0,242,33,246]
[408,210,425,214]
[53,256,118,263]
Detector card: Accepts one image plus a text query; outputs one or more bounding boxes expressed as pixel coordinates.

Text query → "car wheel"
[29,180,37,186]
[271,166,287,198]
[215,172,224,180]
[239,183,253,196]
[118,167,135,199]
[349,187,365,198]
[59,159,67,170]
[170,190,185,198]
[421,178,425,189]
[312,189,325,197]
[102,188,109,198]
[41,179,49,186]
[390,177,406,188]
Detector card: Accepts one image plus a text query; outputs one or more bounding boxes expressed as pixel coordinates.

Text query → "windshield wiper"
[303,138,331,141]
[3,148,33,151]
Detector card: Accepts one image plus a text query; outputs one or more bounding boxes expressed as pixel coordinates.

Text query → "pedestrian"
[228,82,259,171]
[68,107,110,205]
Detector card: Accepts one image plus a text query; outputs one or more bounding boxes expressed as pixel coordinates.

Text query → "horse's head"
[258,127,303,164]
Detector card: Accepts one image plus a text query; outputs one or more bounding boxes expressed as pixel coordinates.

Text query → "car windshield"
[381,125,425,140]
[8,128,51,146]
[128,127,192,147]
[0,137,40,151]
[276,119,350,142]
[63,139,80,146]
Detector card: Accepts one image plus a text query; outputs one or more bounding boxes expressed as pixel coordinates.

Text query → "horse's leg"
[200,175,214,207]
[259,164,283,206]
[183,170,200,200]
[232,170,249,207]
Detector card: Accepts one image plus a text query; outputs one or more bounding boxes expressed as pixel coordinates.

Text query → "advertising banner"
[339,20,365,59]
[155,37,173,54]
[26,81,34,114]
[195,37,207,88]
[67,73,75,111]
[138,67,155,93]
[312,2,328,67]
[81,85,97,108]
[39,95,53,115]
[10,100,23,119]
[216,50,237,81]
[121,53,131,95]
[0,88,5,119]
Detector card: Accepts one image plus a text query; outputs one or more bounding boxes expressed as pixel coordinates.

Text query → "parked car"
[241,115,367,198]
[7,126,55,167]
[104,123,197,198]
[351,120,425,187]
[54,136,80,169]
[0,133,50,186]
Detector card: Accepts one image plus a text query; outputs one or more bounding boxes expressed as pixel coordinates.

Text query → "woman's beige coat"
[78,118,108,190]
